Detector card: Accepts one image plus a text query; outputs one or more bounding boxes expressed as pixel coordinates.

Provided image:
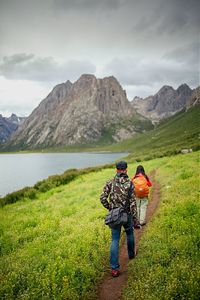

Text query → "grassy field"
[0,165,114,207]
[0,168,114,299]
[0,151,199,299]
[123,151,200,299]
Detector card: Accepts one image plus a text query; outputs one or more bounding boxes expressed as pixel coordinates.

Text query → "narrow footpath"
[97,170,161,300]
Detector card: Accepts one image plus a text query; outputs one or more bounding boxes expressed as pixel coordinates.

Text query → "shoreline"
[0,152,129,201]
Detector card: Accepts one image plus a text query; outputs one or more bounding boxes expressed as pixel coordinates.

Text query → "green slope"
[102,105,200,161]
[0,152,199,299]
[22,105,199,159]
[123,151,200,300]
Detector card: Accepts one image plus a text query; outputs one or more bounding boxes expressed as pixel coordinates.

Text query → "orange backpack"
[132,175,149,198]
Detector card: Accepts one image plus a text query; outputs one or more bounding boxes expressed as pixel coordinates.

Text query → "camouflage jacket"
[100,173,138,220]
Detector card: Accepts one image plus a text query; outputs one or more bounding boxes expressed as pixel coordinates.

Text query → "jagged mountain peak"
[78,73,96,80]
[156,85,175,96]
[7,114,18,123]
[132,96,143,102]
[72,74,122,93]
[131,83,193,123]
[71,74,97,92]
[10,113,17,118]
[5,75,144,149]
[101,75,120,82]
[7,113,26,124]
[39,80,73,111]
[65,80,73,86]
[177,83,192,95]
[50,81,72,96]
[0,113,25,143]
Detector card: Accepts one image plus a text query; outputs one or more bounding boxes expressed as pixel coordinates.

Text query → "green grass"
[0,151,199,299]
[1,105,199,299]
[123,151,200,299]
[0,164,114,207]
[104,106,200,160]
[0,169,113,299]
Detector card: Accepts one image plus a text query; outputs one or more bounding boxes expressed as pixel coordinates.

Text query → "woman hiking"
[132,165,152,226]
[100,161,139,277]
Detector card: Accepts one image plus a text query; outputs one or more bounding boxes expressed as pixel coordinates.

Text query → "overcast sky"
[0,0,199,117]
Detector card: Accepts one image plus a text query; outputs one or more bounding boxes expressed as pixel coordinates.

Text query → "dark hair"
[116,161,127,170]
[135,165,145,175]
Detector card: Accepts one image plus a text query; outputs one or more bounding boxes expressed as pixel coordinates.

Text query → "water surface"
[0,152,127,197]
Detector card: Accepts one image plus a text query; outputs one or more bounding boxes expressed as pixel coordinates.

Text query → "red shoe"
[111,269,120,277]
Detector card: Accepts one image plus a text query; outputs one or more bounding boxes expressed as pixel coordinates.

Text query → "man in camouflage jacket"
[100,161,138,277]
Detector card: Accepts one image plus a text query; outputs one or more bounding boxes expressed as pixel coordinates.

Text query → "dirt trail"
[97,170,161,300]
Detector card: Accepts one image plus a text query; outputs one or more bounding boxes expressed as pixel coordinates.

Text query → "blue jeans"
[110,214,135,270]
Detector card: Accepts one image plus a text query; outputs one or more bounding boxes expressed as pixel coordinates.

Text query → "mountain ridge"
[131,83,193,123]
[0,114,25,143]
[4,74,151,150]
[2,75,199,151]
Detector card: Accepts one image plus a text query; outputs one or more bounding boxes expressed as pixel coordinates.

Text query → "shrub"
[0,164,114,207]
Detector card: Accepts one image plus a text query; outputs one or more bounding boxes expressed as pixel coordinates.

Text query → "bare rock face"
[52,75,133,145]
[8,80,73,148]
[186,86,200,110]
[7,75,140,149]
[113,127,137,142]
[131,84,192,123]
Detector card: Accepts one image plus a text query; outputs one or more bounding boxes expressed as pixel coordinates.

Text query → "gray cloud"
[102,52,198,91]
[0,0,199,115]
[0,53,96,82]
[132,0,200,37]
[163,42,199,66]
[53,0,124,11]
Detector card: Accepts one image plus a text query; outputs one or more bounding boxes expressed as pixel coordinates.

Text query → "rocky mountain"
[0,114,25,143]
[131,84,193,123]
[5,75,151,150]
[7,113,26,125]
[186,86,200,110]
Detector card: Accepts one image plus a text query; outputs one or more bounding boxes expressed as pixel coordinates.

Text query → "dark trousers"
[110,214,135,270]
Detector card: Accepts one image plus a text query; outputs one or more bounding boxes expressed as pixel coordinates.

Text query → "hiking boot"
[129,249,137,259]
[111,269,120,277]
[129,255,135,260]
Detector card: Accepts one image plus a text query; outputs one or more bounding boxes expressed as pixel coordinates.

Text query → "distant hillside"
[131,84,193,123]
[0,114,25,143]
[102,105,200,160]
[4,75,152,151]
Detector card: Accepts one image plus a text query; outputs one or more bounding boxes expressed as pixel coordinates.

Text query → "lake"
[0,152,127,197]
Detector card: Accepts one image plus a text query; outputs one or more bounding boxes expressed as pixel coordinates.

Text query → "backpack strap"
[124,181,133,212]
[128,181,134,198]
